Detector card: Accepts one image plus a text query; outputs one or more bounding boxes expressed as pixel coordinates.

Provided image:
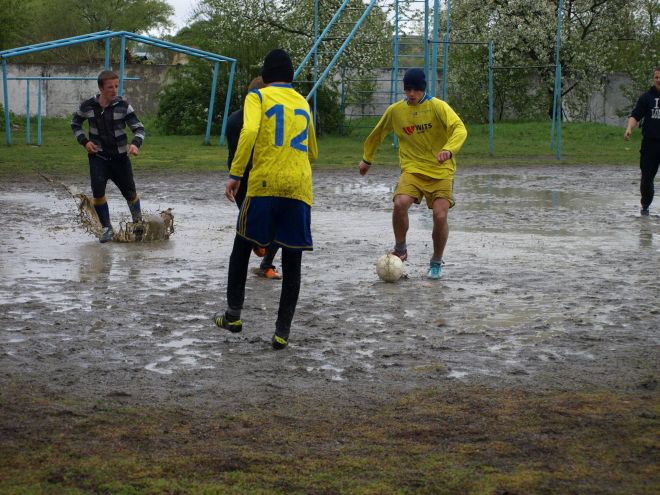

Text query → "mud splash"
[40,174,174,242]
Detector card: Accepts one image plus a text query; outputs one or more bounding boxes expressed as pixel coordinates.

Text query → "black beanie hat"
[403,68,426,91]
[262,49,294,84]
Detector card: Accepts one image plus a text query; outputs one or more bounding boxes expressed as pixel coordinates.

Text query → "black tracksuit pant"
[226,234,302,337]
[640,139,660,209]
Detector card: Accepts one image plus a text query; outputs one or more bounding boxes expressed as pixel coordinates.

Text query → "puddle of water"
[158,338,198,349]
[1,169,658,391]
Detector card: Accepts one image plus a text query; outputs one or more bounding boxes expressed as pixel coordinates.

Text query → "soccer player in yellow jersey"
[358,68,467,280]
[214,49,318,350]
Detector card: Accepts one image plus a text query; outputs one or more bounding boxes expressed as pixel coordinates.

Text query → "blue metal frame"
[294,0,352,81]
[488,41,494,157]
[10,76,139,145]
[391,0,400,104]
[299,0,379,102]
[550,0,564,160]
[2,58,9,145]
[431,0,440,96]
[441,0,452,101]
[1,30,237,146]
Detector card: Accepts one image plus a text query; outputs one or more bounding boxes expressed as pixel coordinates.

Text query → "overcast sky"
[166,0,198,30]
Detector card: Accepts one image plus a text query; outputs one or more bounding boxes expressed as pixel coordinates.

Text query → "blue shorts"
[237,196,313,250]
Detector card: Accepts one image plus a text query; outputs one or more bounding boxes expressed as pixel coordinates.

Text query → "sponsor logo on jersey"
[402,123,433,135]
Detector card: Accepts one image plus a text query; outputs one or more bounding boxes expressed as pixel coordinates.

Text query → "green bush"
[311,86,346,136]
[155,60,232,135]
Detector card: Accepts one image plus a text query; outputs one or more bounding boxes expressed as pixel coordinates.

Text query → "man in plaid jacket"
[71,70,146,243]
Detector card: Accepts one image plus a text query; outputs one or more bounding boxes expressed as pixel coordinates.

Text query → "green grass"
[1,385,657,494]
[0,117,640,176]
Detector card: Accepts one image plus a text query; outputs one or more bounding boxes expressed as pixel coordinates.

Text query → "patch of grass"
[1,384,657,494]
[0,117,640,178]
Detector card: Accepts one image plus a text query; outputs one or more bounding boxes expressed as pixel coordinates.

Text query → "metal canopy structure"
[302,0,562,159]
[1,30,237,145]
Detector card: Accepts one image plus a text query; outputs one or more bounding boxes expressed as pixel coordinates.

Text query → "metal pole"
[313,0,319,123]
[442,0,452,100]
[37,80,42,145]
[219,60,236,146]
[2,58,10,145]
[205,62,220,145]
[423,0,430,74]
[119,35,126,95]
[431,0,440,96]
[551,0,563,159]
[293,0,352,80]
[26,80,31,144]
[340,66,346,134]
[1,31,114,59]
[104,38,111,69]
[391,0,400,105]
[488,41,494,157]
[305,0,379,102]
[557,64,562,160]
[391,0,400,149]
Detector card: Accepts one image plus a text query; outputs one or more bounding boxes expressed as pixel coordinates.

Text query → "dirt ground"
[1,166,658,491]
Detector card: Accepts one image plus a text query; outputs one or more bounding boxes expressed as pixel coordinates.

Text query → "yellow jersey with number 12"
[230,83,318,206]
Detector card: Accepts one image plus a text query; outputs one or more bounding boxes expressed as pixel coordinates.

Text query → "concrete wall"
[342,68,636,126]
[586,72,634,127]
[2,63,636,126]
[0,63,173,117]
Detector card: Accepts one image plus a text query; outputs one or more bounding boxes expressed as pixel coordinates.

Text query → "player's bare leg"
[431,198,450,259]
[427,198,450,279]
[392,194,415,260]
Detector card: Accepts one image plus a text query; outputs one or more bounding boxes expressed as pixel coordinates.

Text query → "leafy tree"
[158,0,394,135]
[606,0,660,108]
[449,0,649,122]
[4,0,173,62]
[0,0,31,50]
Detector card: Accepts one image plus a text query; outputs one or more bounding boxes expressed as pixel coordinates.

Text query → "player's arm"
[125,104,145,156]
[625,95,646,141]
[230,91,261,178]
[359,108,393,174]
[624,116,638,141]
[435,100,467,161]
[306,109,318,164]
[71,103,96,153]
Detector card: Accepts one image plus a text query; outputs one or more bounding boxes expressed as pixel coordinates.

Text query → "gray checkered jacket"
[71,95,145,157]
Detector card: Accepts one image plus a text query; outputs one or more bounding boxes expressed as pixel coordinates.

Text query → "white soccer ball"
[376,253,404,282]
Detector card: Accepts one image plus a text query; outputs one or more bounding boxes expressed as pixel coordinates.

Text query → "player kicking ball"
[358,68,467,279]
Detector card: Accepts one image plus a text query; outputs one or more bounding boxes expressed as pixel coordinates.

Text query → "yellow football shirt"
[230,83,318,206]
[363,95,467,179]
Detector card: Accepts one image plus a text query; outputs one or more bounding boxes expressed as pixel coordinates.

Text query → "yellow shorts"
[393,172,455,209]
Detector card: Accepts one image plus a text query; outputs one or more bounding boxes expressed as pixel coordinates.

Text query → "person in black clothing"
[624,67,660,216]
[225,76,281,279]
[71,70,146,242]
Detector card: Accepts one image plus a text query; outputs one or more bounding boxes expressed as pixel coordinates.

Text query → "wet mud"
[0,166,658,410]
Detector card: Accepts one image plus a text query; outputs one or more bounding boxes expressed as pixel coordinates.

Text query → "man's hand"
[128,144,140,156]
[225,178,241,202]
[436,150,452,163]
[358,160,371,176]
[85,141,98,154]
[624,117,638,141]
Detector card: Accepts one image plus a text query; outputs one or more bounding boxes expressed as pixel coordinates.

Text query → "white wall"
[1,63,172,117]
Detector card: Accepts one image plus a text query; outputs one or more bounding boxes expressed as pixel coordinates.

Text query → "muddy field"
[0,166,658,492]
